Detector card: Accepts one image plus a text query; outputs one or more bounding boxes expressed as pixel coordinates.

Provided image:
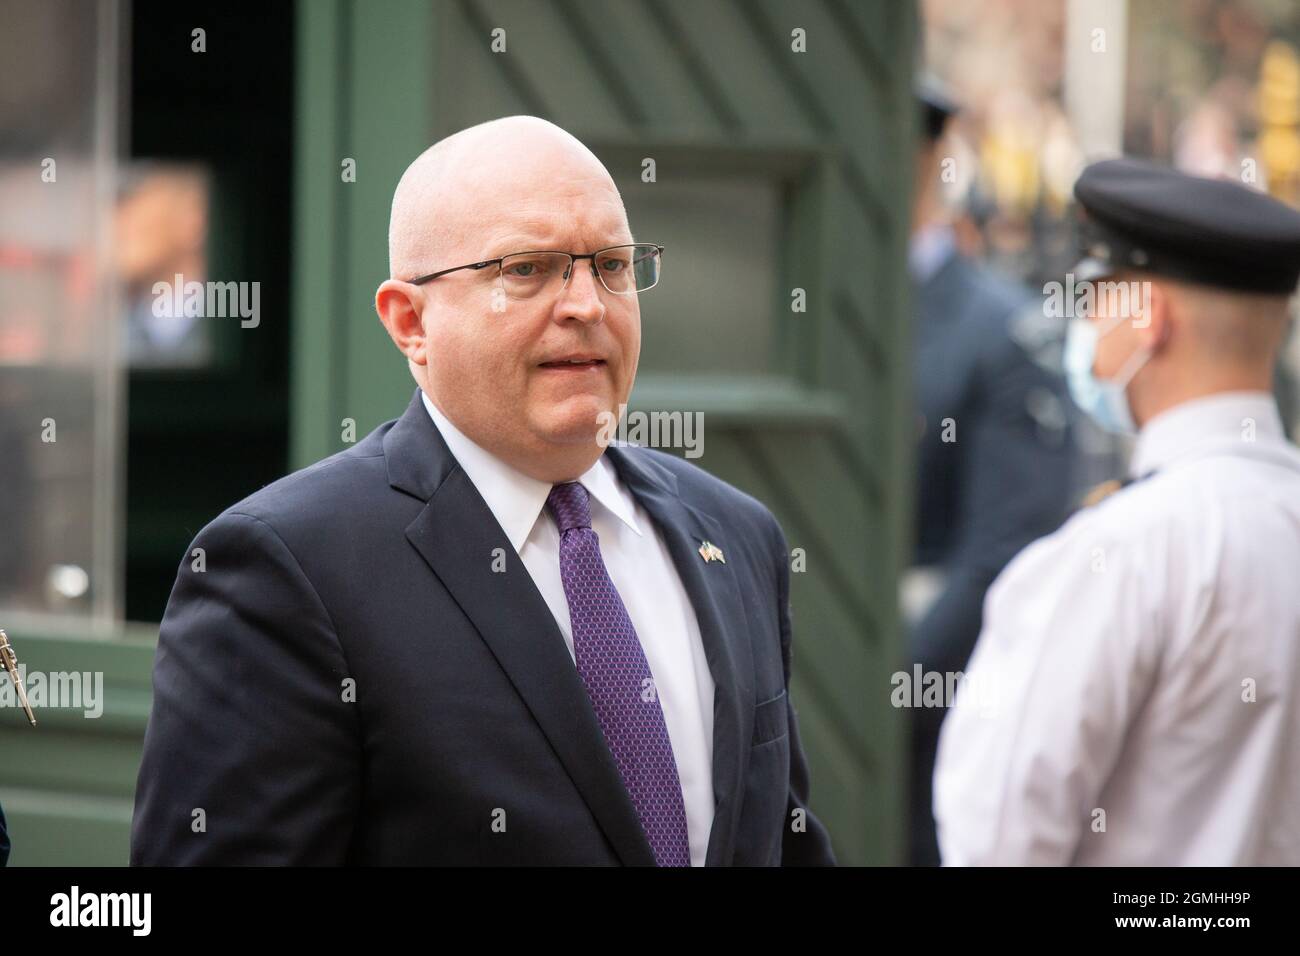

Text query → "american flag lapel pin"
[697,540,725,564]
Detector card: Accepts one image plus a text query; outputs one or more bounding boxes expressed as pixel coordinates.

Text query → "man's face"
[419,164,640,464]
[911,138,943,235]
[1086,272,1150,380]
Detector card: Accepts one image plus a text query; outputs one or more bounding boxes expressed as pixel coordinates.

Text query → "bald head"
[388,115,626,280]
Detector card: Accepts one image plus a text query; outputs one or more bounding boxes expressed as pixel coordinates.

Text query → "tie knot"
[547,481,592,533]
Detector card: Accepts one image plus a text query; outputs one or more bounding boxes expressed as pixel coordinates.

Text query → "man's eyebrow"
[481,226,636,259]
[481,234,553,258]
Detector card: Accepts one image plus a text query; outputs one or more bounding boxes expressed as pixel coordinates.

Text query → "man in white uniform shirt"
[934,158,1300,865]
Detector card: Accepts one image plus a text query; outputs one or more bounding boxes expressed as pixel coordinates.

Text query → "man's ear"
[376,280,428,367]
[1137,278,1173,351]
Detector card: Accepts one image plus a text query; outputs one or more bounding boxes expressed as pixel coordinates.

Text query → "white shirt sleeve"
[933,510,1166,865]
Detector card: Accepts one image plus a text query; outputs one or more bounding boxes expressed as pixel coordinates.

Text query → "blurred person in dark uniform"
[905,78,1074,866]
[0,800,9,865]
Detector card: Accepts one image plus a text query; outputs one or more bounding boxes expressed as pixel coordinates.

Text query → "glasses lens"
[499,246,661,298]
[499,252,571,299]
[594,244,660,294]
[632,245,661,291]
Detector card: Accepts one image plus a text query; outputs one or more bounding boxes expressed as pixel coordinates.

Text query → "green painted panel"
[0,628,155,865]
[290,0,438,469]
[289,0,345,470]
[2,788,134,867]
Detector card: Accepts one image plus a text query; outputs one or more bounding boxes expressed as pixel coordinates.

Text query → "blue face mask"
[1063,316,1152,434]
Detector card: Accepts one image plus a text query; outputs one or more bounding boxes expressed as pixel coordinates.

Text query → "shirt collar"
[1131,390,1285,478]
[421,390,641,550]
[908,223,956,284]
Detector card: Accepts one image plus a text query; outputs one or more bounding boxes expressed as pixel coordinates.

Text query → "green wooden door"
[291,0,920,866]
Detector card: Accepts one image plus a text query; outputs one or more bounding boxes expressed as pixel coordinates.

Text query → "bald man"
[131,116,835,866]
[934,159,1300,865]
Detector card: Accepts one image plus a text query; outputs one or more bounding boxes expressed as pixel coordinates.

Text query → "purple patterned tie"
[546,481,691,866]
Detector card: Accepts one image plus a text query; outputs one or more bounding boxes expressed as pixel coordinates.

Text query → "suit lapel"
[915,248,964,334]
[605,445,756,867]
[384,390,757,866]
[384,390,655,866]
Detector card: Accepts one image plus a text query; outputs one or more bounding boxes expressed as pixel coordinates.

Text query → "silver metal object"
[0,628,37,726]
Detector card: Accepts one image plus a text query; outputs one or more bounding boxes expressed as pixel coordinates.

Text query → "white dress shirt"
[935,391,1300,865]
[421,392,716,865]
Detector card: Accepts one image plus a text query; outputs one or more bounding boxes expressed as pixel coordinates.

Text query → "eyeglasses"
[407,243,664,299]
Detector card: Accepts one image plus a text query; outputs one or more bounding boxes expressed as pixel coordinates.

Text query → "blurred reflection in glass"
[116,165,211,367]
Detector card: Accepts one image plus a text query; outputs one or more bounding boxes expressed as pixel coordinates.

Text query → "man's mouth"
[538,356,606,370]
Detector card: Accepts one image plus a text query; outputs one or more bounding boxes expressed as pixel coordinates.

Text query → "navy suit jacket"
[131,389,835,866]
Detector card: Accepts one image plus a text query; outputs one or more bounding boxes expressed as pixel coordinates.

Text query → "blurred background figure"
[904,76,1074,866]
[922,0,1300,439]
[116,165,212,367]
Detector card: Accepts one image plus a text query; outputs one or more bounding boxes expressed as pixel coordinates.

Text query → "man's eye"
[506,261,544,278]
[599,258,628,273]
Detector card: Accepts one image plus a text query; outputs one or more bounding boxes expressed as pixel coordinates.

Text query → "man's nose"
[554,258,606,325]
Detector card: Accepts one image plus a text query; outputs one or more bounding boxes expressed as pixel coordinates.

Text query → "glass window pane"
[0,0,123,624]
